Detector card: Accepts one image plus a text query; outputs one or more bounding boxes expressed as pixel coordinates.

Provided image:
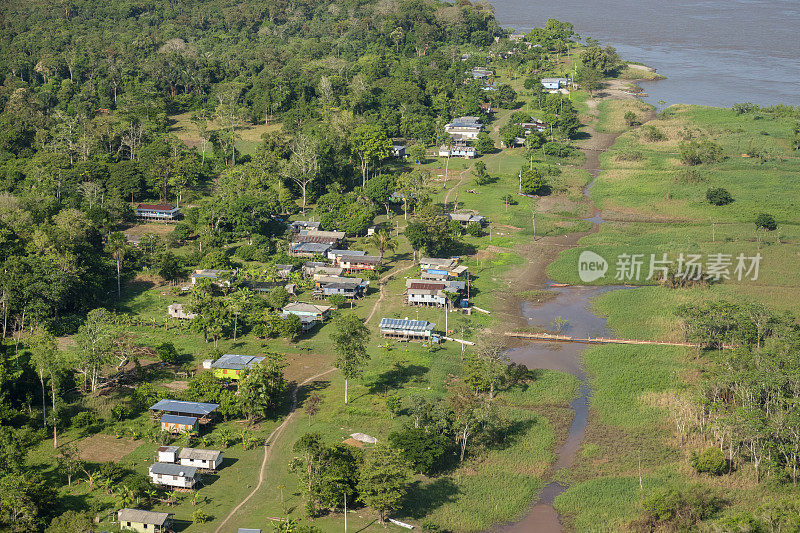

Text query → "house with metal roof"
[135,204,180,221]
[150,399,219,424]
[283,302,332,321]
[160,414,198,433]
[157,445,180,463]
[288,220,321,233]
[444,116,482,140]
[339,255,381,272]
[274,264,295,278]
[405,279,465,307]
[290,241,332,257]
[238,529,262,533]
[295,229,346,245]
[447,212,487,227]
[379,318,437,342]
[148,462,198,489]
[328,249,366,262]
[439,144,477,159]
[211,354,265,380]
[179,447,224,470]
[118,508,171,533]
[541,77,569,90]
[313,275,368,298]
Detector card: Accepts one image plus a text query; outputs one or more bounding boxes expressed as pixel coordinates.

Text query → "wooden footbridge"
[504,331,735,349]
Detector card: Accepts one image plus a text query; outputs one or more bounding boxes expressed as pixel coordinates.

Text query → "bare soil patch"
[122,223,176,237]
[77,434,142,462]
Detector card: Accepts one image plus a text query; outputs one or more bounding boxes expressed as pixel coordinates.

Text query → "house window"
[126,522,131,527]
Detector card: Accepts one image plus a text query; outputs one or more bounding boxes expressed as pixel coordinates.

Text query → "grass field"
[169,112,283,156]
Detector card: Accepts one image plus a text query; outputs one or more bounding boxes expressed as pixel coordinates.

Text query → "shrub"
[690,447,727,475]
[614,149,643,161]
[641,125,666,142]
[643,485,723,529]
[199,249,232,269]
[465,222,484,237]
[501,194,518,206]
[624,110,638,126]
[680,140,724,165]
[542,141,572,157]
[99,461,126,482]
[71,411,97,428]
[156,342,181,364]
[676,169,706,183]
[706,187,733,206]
[192,509,211,523]
[385,395,402,418]
[110,404,132,421]
[520,168,548,195]
[755,213,777,231]
[509,111,532,123]
[327,294,347,308]
[389,427,453,475]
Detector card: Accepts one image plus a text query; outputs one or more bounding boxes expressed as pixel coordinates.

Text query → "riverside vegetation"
[1,1,799,531]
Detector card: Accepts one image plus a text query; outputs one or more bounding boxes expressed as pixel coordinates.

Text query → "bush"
[156,342,181,364]
[706,187,734,206]
[71,411,98,428]
[501,194,518,206]
[520,168,548,195]
[755,213,777,231]
[192,509,211,523]
[680,140,724,165]
[542,141,572,157]
[614,149,644,161]
[465,222,484,237]
[110,404,132,421]
[199,249,232,269]
[690,447,727,475]
[327,294,347,308]
[641,125,666,142]
[624,110,638,126]
[389,427,453,475]
[643,486,723,529]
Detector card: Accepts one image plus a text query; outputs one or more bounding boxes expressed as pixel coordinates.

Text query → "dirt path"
[443,166,472,210]
[213,367,337,533]
[365,261,416,324]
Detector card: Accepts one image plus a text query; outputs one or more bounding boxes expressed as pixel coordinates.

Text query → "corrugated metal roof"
[150,399,219,415]
[211,354,264,370]
[179,448,222,461]
[161,414,197,426]
[238,529,262,533]
[379,318,435,332]
[118,508,170,525]
[149,462,197,477]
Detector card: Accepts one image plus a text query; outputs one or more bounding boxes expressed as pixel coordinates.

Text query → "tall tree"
[284,134,319,215]
[367,230,397,260]
[106,232,127,299]
[357,445,412,524]
[74,308,115,392]
[330,314,370,404]
[351,124,392,187]
[238,353,287,423]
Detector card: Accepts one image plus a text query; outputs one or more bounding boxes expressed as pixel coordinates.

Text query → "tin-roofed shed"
[150,399,219,424]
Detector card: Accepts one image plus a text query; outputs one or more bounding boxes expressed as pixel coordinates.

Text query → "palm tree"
[106,232,128,299]
[367,230,397,260]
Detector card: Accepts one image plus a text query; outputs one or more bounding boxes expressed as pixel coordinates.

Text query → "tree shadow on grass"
[484,418,537,452]
[171,518,193,532]
[293,379,333,414]
[367,363,428,395]
[400,477,461,519]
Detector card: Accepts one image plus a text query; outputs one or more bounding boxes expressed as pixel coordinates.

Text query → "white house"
[167,303,197,320]
[190,269,236,287]
[157,446,179,464]
[439,145,477,159]
[379,318,437,342]
[444,117,482,140]
[405,279,465,307]
[148,462,198,489]
[541,77,569,91]
[135,204,180,221]
[178,448,223,471]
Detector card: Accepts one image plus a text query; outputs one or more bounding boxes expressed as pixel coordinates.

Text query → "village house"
[149,462,198,489]
[117,508,171,533]
[447,212,487,227]
[379,318,438,342]
[391,144,405,158]
[471,66,493,79]
[444,116,482,140]
[420,262,469,280]
[274,264,295,278]
[515,121,548,135]
[282,302,332,322]
[509,33,526,42]
[294,229,346,246]
[439,144,477,159]
[339,254,381,272]
[150,399,219,425]
[290,242,332,257]
[190,269,236,287]
[420,257,459,271]
[304,263,345,277]
[135,204,180,221]
[211,354,265,380]
[160,414,198,433]
[313,275,368,298]
[541,77,569,91]
[328,249,365,262]
[288,220,321,233]
[405,279,465,307]
[167,303,197,320]
[157,446,180,463]
[238,529,262,533]
[179,448,224,471]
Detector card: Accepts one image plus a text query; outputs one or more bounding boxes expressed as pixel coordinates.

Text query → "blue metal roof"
[160,414,197,426]
[149,399,219,415]
[211,354,265,370]
[379,318,435,332]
